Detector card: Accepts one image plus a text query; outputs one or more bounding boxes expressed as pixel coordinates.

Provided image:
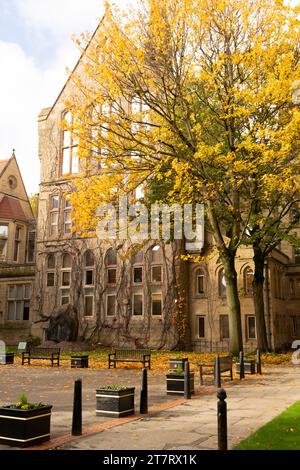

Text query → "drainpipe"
[264,259,272,351]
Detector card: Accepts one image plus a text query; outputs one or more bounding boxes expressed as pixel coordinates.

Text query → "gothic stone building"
[0,155,35,344]
[31,25,300,352]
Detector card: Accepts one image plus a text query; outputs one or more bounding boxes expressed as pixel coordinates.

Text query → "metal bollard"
[257,349,262,375]
[140,368,148,414]
[215,355,221,388]
[217,388,228,451]
[239,351,245,380]
[184,361,191,399]
[72,378,82,436]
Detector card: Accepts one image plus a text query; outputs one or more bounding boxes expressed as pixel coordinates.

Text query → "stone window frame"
[49,194,60,237]
[63,198,72,235]
[132,292,144,317]
[46,254,56,287]
[106,293,117,317]
[60,253,72,305]
[244,266,254,296]
[246,315,257,340]
[83,250,95,287]
[197,316,206,339]
[106,248,117,286]
[0,224,9,261]
[195,268,206,296]
[61,110,79,177]
[27,228,36,263]
[220,314,229,340]
[7,284,31,321]
[13,225,22,262]
[84,289,95,318]
[151,291,163,317]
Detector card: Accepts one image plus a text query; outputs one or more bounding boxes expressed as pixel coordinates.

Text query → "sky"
[0,0,106,195]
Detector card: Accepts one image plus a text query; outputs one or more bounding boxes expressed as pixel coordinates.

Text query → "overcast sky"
[0,0,106,195]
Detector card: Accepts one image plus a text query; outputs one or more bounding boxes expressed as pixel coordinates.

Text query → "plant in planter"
[166,368,195,395]
[0,352,14,365]
[96,386,135,418]
[169,356,188,372]
[0,394,52,447]
[71,352,89,368]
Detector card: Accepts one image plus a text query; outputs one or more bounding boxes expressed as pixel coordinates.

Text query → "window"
[151,266,162,284]
[50,195,59,236]
[218,268,226,297]
[133,294,143,316]
[198,316,205,338]
[61,253,72,299]
[14,226,21,262]
[27,230,36,262]
[107,294,116,316]
[47,254,56,287]
[84,289,94,317]
[295,247,300,264]
[131,96,150,133]
[7,285,31,321]
[152,293,162,316]
[220,315,229,340]
[244,267,254,295]
[0,225,8,260]
[195,269,205,295]
[64,199,72,234]
[289,279,295,297]
[247,316,256,340]
[61,111,79,176]
[106,248,117,285]
[84,251,94,286]
[133,266,143,284]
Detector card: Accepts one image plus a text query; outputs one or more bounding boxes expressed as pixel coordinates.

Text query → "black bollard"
[217,388,228,451]
[184,361,191,399]
[140,368,148,414]
[215,355,221,388]
[72,379,82,436]
[257,349,262,375]
[239,351,245,380]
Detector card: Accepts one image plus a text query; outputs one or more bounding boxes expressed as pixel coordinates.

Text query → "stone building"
[31,23,300,352]
[0,154,36,344]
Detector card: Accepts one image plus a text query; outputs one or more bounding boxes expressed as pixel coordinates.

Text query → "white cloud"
[15,0,104,38]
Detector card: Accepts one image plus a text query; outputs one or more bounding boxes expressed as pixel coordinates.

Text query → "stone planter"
[236,360,256,375]
[166,373,195,395]
[169,357,188,372]
[0,405,52,447]
[71,355,89,368]
[0,353,14,365]
[96,387,135,418]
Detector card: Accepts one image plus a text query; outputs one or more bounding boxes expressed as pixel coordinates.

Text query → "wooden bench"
[108,349,151,369]
[198,355,233,385]
[22,347,61,367]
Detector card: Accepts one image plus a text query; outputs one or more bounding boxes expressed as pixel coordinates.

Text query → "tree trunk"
[222,254,243,355]
[253,245,269,351]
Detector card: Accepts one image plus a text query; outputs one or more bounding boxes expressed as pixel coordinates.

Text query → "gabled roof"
[0,195,27,222]
[0,159,10,176]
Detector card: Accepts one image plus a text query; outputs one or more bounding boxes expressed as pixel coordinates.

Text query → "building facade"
[0,155,35,344]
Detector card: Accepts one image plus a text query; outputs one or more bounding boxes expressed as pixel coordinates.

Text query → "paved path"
[57,366,300,450]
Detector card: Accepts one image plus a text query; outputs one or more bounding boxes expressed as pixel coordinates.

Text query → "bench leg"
[230,368,233,381]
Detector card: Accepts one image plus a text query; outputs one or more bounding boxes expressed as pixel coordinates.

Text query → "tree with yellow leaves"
[67,0,300,354]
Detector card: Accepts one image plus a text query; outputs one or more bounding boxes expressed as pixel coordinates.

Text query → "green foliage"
[12,394,45,410]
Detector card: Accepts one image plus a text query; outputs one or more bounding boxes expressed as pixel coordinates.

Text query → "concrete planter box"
[236,360,256,375]
[71,355,89,368]
[96,387,135,418]
[169,357,188,372]
[166,373,195,395]
[0,353,14,365]
[0,405,52,447]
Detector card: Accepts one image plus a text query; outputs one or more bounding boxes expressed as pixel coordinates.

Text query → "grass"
[234,401,300,450]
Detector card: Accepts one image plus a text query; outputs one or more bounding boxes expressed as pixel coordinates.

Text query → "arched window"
[84,251,95,286]
[218,268,226,297]
[61,110,79,176]
[83,250,95,317]
[244,267,254,295]
[106,248,117,285]
[47,254,56,287]
[132,250,144,284]
[195,269,206,295]
[151,246,163,284]
[61,253,72,305]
